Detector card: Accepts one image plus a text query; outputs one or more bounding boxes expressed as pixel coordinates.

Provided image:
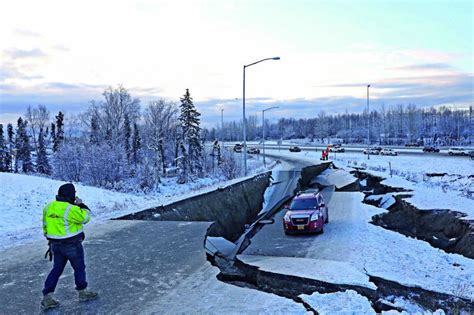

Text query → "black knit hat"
[58,183,76,201]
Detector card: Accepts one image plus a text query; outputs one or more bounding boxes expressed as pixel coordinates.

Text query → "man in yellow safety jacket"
[41,183,98,309]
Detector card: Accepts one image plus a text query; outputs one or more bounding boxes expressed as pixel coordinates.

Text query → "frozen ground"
[0,162,274,251]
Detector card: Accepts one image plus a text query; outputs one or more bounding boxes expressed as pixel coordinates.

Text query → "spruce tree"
[15,118,34,173]
[124,114,131,161]
[36,128,51,174]
[7,123,14,172]
[178,89,203,177]
[53,111,64,152]
[132,123,141,165]
[50,122,56,146]
[177,141,188,184]
[0,124,7,172]
[90,116,99,144]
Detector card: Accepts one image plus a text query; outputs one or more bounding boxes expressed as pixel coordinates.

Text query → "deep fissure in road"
[353,170,474,259]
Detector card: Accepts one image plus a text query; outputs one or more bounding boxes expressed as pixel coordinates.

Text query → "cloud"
[4,48,47,59]
[0,62,44,81]
[391,63,454,71]
[13,29,42,38]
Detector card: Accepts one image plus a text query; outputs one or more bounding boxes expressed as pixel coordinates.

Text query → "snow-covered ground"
[0,160,275,251]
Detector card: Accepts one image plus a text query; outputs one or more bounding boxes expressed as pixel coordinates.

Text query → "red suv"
[283,190,328,234]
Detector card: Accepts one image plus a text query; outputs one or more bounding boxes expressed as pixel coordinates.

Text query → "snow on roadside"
[300,290,375,314]
[0,169,271,252]
[361,169,474,220]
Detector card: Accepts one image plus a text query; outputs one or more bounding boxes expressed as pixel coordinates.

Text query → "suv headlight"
[283,213,291,222]
[310,211,321,221]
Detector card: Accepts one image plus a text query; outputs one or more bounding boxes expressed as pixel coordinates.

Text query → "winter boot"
[78,289,98,302]
[41,293,60,309]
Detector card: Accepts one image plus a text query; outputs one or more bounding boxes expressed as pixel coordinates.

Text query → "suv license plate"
[297,225,304,230]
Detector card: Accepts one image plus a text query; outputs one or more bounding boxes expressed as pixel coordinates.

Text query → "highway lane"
[223,142,473,157]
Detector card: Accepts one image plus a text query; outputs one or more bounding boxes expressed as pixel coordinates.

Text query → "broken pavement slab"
[237,255,377,290]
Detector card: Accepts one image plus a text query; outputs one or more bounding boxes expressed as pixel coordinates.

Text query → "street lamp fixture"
[262,106,279,167]
[243,56,280,176]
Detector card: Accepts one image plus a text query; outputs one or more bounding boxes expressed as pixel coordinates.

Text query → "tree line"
[209,104,473,146]
[0,87,239,192]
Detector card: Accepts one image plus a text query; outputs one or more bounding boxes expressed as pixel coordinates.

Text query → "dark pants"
[42,242,88,296]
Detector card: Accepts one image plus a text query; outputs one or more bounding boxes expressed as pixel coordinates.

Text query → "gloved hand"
[44,242,52,261]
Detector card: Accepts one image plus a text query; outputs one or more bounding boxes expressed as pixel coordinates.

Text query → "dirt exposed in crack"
[117,173,271,242]
[354,170,474,259]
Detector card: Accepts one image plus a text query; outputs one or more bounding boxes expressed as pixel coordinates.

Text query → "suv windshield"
[290,198,318,210]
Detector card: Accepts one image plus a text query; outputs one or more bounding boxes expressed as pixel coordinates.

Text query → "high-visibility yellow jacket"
[42,201,91,240]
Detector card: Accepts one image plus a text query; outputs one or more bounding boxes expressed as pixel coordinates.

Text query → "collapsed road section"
[205,161,473,314]
[118,156,473,313]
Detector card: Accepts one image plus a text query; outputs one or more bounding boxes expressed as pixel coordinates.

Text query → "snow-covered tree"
[25,105,50,156]
[124,114,131,162]
[144,99,177,176]
[36,128,51,174]
[53,112,64,152]
[6,124,14,172]
[132,123,141,166]
[0,124,8,172]
[86,85,140,143]
[15,117,33,173]
[178,89,203,178]
[89,116,100,145]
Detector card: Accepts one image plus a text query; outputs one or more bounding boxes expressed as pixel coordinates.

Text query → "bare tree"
[143,99,177,176]
[25,105,50,155]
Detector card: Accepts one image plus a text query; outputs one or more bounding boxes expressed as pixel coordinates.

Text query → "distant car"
[363,148,380,155]
[448,147,468,156]
[380,148,398,156]
[247,147,260,154]
[283,190,328,234]
[289,146,301,152]
[330,146,345,153]
[233,144,243,153]
[469,151,474,160]
[423,146,440,153]
[405,142,421,147]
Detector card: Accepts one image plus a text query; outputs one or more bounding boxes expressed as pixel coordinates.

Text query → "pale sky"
[0,0,473,126]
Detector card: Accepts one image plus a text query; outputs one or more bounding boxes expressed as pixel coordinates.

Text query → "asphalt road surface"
[0,220,212,314]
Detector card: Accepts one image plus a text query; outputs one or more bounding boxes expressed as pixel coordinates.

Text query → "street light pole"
[220,108,224,148]
[262,106,279,167]
[242,56,280,176]
[367,84,371,160]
